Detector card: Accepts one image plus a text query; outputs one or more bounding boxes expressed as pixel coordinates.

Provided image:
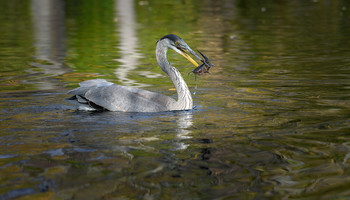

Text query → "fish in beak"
[192,50,214,75]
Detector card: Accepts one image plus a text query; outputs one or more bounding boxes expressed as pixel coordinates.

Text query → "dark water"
[1,0,350,199]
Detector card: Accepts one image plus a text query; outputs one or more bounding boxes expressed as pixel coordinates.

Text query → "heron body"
[67,34,202,112]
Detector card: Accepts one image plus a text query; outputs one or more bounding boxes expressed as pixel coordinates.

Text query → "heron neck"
[156,42,193,110]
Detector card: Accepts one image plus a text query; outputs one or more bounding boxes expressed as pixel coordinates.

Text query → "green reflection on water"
[0,0,35,91]
[65,0,119,75]
[0,0,350,199]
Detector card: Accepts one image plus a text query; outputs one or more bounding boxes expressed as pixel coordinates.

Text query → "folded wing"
[67,79,176,112]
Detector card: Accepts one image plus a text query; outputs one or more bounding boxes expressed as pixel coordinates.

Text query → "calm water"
[1,0,350,199]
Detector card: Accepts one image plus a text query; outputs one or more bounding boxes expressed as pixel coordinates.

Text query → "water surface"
[1,0,350,199]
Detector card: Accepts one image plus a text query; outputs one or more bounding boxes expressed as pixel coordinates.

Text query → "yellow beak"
[180,51,199,67]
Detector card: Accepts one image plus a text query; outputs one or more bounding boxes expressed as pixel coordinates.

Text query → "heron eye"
[174,41,180,46]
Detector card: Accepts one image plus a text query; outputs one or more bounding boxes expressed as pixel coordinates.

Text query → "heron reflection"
[67,34,208,112]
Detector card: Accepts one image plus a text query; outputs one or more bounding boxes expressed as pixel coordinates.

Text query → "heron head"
[158,34,203,67]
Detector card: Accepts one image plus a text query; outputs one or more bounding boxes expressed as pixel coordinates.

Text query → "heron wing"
[67,79,113,96]
[67,79,176,112]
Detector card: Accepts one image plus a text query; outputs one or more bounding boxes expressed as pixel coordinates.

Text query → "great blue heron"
[67,34,204,112]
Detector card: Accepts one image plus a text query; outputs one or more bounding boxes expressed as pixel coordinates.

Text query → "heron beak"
[180,51,199,67]
[177,46,202,67]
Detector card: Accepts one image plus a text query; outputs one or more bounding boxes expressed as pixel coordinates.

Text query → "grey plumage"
[67,34,200,112]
